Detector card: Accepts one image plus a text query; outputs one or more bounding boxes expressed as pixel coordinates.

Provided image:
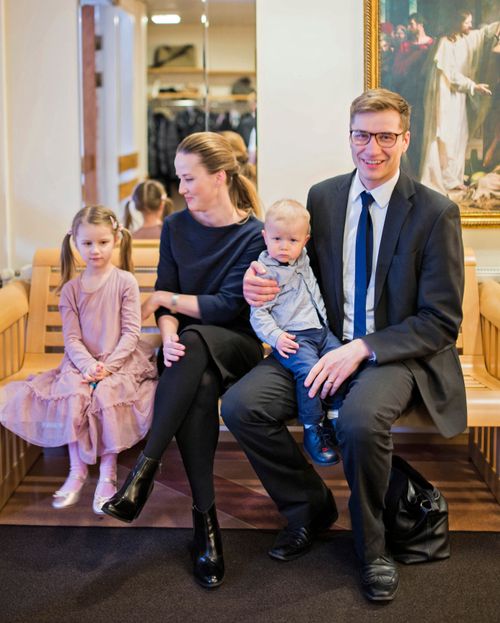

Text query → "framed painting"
[364,0,500,227]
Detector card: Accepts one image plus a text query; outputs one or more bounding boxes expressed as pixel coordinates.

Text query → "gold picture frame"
[364,0,500,227]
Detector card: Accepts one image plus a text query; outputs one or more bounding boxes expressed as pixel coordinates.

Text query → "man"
[420,10,498,194]
[392,13,434,175]
[222,88,467,602]
[407,12,433,46]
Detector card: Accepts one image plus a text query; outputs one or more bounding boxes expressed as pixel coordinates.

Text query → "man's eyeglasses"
[350,130,404,148]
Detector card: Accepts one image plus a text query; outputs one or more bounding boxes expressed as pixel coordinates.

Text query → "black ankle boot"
[192,503,225,588]
[101,453,159,523]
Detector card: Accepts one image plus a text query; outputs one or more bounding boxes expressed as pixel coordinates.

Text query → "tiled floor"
[1,436,499,531]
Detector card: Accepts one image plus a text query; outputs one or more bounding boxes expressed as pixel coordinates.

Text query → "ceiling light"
[151,14,181,25]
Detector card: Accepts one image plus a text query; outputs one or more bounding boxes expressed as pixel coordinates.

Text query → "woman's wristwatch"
[170,293,179,312]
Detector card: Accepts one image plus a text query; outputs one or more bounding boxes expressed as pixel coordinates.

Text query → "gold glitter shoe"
[92,478,117,515]
[52,473,88,509]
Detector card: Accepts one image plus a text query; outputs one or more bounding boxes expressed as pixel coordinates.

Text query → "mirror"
[146,1,257,209]
[79,1,257,215]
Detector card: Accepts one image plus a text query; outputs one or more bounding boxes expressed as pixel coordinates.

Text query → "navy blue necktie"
[353,191,374,338]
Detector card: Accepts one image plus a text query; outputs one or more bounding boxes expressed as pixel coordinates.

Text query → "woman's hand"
[275,332,299,358]
[243,261,280,307]
[141,293,160,322]
[163,333,185,367]
[142,291,175,322]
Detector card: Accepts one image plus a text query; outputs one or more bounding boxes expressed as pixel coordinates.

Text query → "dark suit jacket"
[306,170,467,438]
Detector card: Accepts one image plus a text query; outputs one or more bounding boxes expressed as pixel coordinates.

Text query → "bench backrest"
[25,245,160,354]
[461,247,482,358]
[23,245,481,358]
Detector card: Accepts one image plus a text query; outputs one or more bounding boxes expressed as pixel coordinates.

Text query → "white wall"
[0,0,498,273]
[97,3,147,211]
[1,0,81,269]
[256,0,363,208]
[255,0,500,275]
[0,1,11,270]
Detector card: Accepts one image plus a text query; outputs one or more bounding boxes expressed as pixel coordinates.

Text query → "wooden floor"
[1,435,499,531]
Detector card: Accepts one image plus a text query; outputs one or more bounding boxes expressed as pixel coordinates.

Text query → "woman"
[220,130,257,186]
[103,132,265,588]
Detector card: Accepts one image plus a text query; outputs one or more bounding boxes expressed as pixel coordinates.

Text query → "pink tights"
[58,444,117,500]
[95,452,117,500]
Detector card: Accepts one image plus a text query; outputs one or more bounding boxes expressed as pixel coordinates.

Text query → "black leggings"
[144,330,221,510]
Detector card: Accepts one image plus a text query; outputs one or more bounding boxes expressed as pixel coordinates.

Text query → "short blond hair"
[265,199,310,233]
[350,88,411,132]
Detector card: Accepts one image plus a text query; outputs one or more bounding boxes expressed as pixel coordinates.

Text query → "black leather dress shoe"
[268,491,339,562]
[268,526,314,561]
[360,555,399,602]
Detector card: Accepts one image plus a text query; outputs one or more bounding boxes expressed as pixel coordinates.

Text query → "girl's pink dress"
[0,267,158,463]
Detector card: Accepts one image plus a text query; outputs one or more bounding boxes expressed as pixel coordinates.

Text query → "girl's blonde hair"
[177,131,262,218]
[123,179,174,230]
[58,205,133,292]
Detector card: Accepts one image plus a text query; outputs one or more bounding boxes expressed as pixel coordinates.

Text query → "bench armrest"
[0,281,30,380]
[479,280,500,380]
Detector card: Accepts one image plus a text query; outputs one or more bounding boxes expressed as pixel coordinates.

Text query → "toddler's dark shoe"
[303,425,340,466]
[322,416,339,447]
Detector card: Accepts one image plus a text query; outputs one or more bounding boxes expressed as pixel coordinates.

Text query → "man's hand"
[475,83,492,96]
[275,332,299,358]
[163,333,185,368]
[243,261,280,307]
[304,339,371,399]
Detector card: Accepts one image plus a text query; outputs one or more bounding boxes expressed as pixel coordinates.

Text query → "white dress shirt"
[342,170,400,340]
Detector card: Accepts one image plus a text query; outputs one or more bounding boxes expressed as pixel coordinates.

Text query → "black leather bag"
[383,455,450,564]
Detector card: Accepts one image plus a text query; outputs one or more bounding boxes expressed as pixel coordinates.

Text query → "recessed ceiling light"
[151,14,181,25]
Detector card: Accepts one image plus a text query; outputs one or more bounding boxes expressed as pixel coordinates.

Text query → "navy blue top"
[155,208,265,337]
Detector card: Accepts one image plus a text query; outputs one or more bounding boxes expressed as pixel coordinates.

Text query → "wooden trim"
[363,0,379,90]
[119,178,139,201]
[0,428,41,511]
[469,428,500,504]
[25,266,51,354]
[81,5,98,205]
[118,152,139,174]
[148,67,255,77]
[150,92,255,103]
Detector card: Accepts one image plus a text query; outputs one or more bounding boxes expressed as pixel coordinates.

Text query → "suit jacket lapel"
[330,175,352,327]
[374,173,414,311]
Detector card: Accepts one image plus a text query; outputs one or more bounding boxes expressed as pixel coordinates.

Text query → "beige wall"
[1,0,81,269]
[256,0,363,207]
[255,0,500,273]
[0,0,10,270]
[0,0,498,272]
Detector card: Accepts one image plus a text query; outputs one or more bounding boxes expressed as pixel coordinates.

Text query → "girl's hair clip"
[67,229,73,237]
[109,216,118,230]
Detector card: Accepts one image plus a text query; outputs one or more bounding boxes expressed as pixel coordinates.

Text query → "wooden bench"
[0,246,160,509]
[1,246,500,509]
[472,279,500,503]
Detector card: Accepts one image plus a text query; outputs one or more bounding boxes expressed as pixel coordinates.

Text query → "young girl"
[123,179,174,240]
[0,206,158,514]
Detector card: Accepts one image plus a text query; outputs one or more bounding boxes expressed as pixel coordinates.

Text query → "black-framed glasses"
[349,130,404,148]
